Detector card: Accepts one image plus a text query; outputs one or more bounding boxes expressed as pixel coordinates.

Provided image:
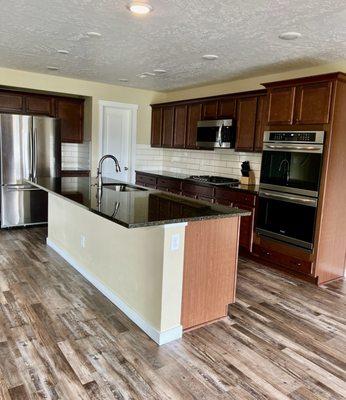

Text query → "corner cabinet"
[55,97,84,143]
[264,77,334,126]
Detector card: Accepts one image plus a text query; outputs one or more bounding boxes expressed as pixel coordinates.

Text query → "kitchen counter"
[29,176,246,346]
[136,169,259,194]
[29,177,249,229]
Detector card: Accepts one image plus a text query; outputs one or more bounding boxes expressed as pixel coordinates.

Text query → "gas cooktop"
[187,175,240,186]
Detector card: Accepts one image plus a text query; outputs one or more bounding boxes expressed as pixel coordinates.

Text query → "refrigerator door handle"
[29,126,34,179]
[33,127,37,179]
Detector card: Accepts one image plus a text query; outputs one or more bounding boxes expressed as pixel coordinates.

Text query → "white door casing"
[99,101,138,183]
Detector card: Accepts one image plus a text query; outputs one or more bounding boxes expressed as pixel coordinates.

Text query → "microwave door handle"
[217,124,223,147]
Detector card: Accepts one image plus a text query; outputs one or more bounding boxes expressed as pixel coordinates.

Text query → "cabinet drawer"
[157,177,182,191]
[182,182,214,198]
[136,174,157,188]
[254,244,312,275]
[215,188,256,207]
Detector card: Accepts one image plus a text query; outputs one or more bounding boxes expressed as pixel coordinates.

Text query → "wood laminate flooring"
[0,227,345,399]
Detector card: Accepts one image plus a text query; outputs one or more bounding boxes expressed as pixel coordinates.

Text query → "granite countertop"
[136,169,259,194]
[28,177,250,229]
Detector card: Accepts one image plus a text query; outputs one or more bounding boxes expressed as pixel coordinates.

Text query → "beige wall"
[162,61,346,102]
[0,67,165,173]
[47,193,185,336]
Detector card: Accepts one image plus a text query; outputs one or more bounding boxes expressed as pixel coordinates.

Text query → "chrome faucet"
[97,154,121,189]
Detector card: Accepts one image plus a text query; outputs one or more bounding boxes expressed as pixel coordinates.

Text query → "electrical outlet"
[171,234,180,251]
[80,235,86,248]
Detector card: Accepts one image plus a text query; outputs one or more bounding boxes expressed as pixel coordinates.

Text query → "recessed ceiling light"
[279,32,302,40]
[57,49,69,54]
[143,72,156,76]
[47,66,59,71]
[86,31,102,38]
[153,69,167,74]
[118,78,129,82]
[138,74,148,78]
[202,54,219,60]
[127,2,153,15]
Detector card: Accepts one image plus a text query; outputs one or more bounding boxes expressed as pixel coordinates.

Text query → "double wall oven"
[256,131,325,250]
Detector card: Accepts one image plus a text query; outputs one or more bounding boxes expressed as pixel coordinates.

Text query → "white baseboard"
[46,238,182,346]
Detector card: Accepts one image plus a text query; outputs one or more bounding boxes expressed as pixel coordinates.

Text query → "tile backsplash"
[136,144,262,183]
[61,142,91,170]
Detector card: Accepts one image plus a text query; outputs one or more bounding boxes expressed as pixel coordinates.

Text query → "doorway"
[99,101,138,183]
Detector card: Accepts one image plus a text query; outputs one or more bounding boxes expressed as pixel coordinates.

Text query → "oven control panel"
[269,132,316,142]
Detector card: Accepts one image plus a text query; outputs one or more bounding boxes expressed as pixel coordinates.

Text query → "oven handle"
[259,191,317,207]
[263,144,323,152]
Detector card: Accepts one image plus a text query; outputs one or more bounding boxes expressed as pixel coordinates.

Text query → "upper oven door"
[260,143,324,197]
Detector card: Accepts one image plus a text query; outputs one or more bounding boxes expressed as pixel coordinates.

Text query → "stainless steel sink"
[102,183,147,192]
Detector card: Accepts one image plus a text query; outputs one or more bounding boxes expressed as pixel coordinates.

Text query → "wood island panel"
[181,217,240,330]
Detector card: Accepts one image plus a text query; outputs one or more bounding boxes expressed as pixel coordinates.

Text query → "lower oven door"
[256,190,318,250]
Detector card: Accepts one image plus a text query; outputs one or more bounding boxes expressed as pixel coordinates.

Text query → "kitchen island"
[29,177,249,345]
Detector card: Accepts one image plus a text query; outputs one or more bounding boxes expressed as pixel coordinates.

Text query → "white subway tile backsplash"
[61,142,91,170]
[136,144,262,183]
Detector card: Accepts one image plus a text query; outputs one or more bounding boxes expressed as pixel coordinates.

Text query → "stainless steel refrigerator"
[0,114,61,228]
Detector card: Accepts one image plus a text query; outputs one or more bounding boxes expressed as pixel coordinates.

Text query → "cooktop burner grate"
[187,175,240,186]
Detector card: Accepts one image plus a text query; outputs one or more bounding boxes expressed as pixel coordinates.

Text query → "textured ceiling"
[0,0,345,91]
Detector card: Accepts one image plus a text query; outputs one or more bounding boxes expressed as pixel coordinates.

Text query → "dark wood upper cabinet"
[218,98,236,119]
[295,82,332,124]
[254,95,268,152]
[202,100,218,120]
[0,91,24,113]
[25,95,53,116]
[151,106,163,147]
[235,96,258,152]
[173,104,187,148]
[267,86,295,125]
[162,106,175,147]
[186,103,202,149]
[55,97,84,143]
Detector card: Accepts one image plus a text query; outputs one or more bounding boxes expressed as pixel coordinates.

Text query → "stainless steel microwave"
[196,119,235,149]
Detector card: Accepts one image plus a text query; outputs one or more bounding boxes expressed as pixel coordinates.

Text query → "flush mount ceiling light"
[57,49,69,54]
[127,2,153,15]
[153,69,167,74]
[86,31,102,38]
[202,54,219,60]
[279,32,302,40]
[47,66,59,71]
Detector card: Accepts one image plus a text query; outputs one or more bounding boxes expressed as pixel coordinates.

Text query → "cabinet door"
[234,203,255,252]
[295,82,332,124]
[151,107,162,147]
[25,95,53,116]
[267,86,295,125]
[254,95,268,152]
[55,98,84,143]
[218,98,236,119]
[0,91,24,113]
[186,103,202,149]
[162,106,174,147]
[173,104,187,148]
[202,100,218,120]
[235,97,258,152]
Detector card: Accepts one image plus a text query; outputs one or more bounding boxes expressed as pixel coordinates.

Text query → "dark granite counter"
[136,170,259,194]
[28,177,250,229]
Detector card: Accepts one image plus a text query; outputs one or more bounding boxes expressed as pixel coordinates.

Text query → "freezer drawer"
[1,185,48,228]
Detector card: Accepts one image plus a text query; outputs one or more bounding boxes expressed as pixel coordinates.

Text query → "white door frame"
[98,100,138,183]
